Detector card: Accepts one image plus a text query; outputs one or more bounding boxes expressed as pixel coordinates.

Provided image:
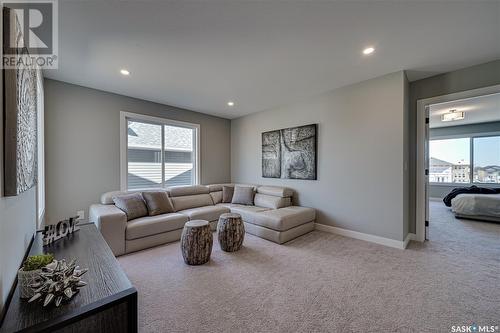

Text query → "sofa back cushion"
[101,189,170,205]
[254,193,292,209]
[171,194,214,211]
[113,193,148,221]
[142,191,175,216]
[256,186,294,198]
[168,185,209,197]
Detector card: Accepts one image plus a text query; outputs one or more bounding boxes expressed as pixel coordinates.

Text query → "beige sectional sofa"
[89,184,315,256]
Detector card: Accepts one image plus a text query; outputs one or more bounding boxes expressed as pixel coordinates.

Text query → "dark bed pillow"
[142,191,175,216]
[222,185,234,203]
[113,193,148,221]
[231,186,255,206]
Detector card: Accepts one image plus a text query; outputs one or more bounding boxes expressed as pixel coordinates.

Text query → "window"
[429,138,470,183]
[473,136,500,184]
[121,112,199,190]
[429,135,500,185]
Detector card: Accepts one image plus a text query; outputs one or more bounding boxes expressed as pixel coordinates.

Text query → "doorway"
[416,85,500,242]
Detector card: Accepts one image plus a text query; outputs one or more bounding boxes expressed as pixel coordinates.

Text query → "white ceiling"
[429,93,500,128]
[45,1,500,119]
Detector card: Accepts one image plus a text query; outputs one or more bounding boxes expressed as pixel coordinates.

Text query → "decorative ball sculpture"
[28,259,88,307]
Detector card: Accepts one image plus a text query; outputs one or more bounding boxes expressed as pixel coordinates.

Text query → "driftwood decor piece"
[3,7,42,196]
[180,220,213,265]
[28,259,88,308]
[217,213,245,252]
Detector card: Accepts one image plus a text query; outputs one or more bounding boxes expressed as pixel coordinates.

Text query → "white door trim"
[416,85,500,242]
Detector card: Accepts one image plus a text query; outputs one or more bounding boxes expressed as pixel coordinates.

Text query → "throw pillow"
[113,193,148,221]
[231,186,255,205]
[222,185,234,203]
[142,191,175,216]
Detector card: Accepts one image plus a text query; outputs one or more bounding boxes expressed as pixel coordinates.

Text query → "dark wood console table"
[0,224,137,333]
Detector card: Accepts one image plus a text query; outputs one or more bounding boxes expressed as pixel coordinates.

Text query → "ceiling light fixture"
[120,69,130,76]
[441,109,465,122]
[362,47,375,55]
[227,101,235,107]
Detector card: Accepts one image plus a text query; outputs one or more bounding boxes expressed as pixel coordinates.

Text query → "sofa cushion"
[168,185,209,197]
[257,186,294,198]
[227,205,271,223]
[178,205,230,222]
[126,213,188,240]
[208,184,226,192]
[142,191,175,216]
[171,194,214,211]
[251,206,316,231]
[102,189,169,205]
[222,185,234,203]
[113,193,148,221]
[254,193,291,209]
[231,186,255,205]
[210,191,223,204]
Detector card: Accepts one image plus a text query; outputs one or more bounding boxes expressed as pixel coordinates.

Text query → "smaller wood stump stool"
[217,213,245,252]
[181,220,213,265]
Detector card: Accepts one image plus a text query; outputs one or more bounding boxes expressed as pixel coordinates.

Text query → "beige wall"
[44,79,231,224]
[231,71,408,241]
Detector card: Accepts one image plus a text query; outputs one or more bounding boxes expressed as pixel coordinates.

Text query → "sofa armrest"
[89,204,127,256]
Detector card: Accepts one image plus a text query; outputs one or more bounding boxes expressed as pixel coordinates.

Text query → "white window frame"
[120,111,200,191]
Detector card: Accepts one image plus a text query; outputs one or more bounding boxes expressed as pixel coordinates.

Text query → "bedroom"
[426,91,500,241]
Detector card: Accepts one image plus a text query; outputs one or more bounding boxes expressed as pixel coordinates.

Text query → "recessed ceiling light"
[362,47,375,55]
[227,101,235,107]
[120,69,130,76]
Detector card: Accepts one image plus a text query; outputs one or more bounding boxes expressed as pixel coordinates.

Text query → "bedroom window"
[429,138,470,184]
[472,136,500,184]
[120,112,200,190]
[430,135,500,185]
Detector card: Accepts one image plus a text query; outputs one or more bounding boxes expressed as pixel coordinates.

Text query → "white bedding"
[451,193,500,218]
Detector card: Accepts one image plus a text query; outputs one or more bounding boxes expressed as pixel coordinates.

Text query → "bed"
[451,193,500,222]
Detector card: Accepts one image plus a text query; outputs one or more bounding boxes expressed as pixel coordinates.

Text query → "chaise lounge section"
[89,184,315,256]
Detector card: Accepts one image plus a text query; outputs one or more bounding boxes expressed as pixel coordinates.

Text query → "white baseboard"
[315,223,416,250]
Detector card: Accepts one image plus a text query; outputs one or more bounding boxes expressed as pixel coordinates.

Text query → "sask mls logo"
[451,323,499,333]
[1,0,58,69]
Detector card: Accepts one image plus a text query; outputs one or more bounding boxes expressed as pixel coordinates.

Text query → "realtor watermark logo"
[1,0,58,69]
[451,323,499,332]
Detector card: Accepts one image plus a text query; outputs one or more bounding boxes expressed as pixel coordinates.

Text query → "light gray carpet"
[118,201,500,332]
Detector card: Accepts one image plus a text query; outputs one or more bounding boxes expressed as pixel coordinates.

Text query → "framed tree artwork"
[262,124,317,180]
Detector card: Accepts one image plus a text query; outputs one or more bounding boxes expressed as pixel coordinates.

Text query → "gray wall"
[231,71,408,241]
[0,49,37,313]
[44,79,231,224]
[409,60,500,232]
[428,121,500,199]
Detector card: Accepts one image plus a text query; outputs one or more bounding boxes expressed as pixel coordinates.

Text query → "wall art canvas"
[262,124,317,180]
[3,8,40,196]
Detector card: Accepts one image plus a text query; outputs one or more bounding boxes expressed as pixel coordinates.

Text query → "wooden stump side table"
[217,213,245,252]
[181,220,213,265]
